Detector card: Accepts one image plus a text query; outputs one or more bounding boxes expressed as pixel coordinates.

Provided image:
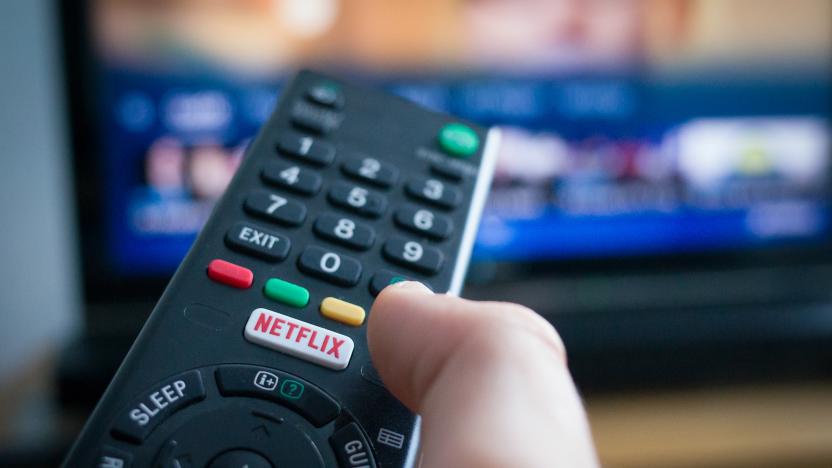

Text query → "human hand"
[368,281,599,468]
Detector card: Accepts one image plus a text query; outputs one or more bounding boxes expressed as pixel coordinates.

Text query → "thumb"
[368,282,598,468]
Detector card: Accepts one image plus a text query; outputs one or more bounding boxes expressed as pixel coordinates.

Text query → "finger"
[368,282,598,468]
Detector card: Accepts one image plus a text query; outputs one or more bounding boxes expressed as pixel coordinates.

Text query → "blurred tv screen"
[86,0,832,275]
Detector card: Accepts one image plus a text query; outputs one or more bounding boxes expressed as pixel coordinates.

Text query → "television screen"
[87,0,832,275]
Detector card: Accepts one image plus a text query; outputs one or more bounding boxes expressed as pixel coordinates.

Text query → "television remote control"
[64,70,499,468]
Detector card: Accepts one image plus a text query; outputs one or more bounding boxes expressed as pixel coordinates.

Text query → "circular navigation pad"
[153,403,328,467]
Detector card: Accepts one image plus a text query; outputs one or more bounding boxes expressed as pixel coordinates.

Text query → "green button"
[264,278,309,308]
[439,123,480,158]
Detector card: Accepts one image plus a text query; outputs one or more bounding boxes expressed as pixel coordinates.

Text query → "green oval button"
[264,278,310,308]
[439,123,479,158]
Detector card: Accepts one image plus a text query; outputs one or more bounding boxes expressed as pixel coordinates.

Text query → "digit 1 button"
[341,155,398,188]
[320,297,366,326]
[207,259,254,289]
[383,237,444,275]
[244,190,307,226]
[298,246,362,287]
[405,177,462,209]
[395,205,452,240]
[262,162,322,196]
[314,214,375,250]
[328,182,387,218]
[225,222,291,262]
[438,122,480,158]
[276,131,335,166]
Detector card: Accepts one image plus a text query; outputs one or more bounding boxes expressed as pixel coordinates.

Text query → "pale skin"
[368,281,599,468]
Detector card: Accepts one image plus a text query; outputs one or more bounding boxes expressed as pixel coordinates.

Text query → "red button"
[207,259,253,289]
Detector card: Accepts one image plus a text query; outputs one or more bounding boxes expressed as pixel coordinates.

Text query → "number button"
[394,205,452,240]
[328,182,387,218]
[276,132,335,166]
[314,214,375,250]
[383,237,444,275]
[262,162,322,196]
[405,177,462,209]
[342,156,398,188]
[298,246,362,287]
[244,191,307,226]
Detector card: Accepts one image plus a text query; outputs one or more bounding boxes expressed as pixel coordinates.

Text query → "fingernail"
[390,280,432,293]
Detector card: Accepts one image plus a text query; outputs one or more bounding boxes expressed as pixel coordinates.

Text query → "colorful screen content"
[90,0,832,274]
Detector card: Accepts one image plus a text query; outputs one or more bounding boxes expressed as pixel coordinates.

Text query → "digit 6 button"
[394,205,452,240]
[383,237,443,275]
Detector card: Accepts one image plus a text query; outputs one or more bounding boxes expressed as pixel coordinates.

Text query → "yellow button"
[320,297,366,326]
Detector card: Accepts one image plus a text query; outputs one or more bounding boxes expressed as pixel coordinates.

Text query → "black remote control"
[64,70,499,468]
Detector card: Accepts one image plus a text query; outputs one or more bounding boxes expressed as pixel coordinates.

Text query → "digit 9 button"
[383,237,444,275]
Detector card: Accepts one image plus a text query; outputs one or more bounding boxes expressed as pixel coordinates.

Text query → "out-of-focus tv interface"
[88,0,832,275]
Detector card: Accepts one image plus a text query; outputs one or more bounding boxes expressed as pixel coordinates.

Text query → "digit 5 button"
[328,182,387,218]
[383,237,443,275]
[405,177,461,209]
[245,190,307,226]
[394,205,452,240]
[298,246,362,287]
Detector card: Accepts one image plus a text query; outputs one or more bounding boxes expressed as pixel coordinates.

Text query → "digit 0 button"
[383,237,444,275]
[207,259,254,289]
[439,122,480,158]
[111,370,206,443]
[264,278,309,308]
[320,297,366,326]
[244,308,355,370]
[298,246,362,287]
[225,222,291,262]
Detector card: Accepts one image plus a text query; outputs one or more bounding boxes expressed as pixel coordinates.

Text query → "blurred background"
[1,0,832,466]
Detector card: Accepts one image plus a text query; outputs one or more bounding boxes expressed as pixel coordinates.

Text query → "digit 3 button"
[225,222,291,262]
[314,214,375,250]
[382,237,443,275]
[394,205,452,240]
[298,246,362,287]
[405,177,462,209]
